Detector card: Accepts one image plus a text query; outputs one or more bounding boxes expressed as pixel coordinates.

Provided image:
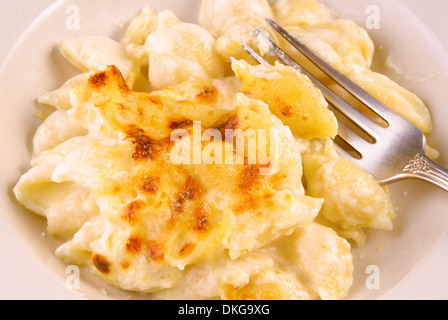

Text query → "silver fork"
[242,18,448,192]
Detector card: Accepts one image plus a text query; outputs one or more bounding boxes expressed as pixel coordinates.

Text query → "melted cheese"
[17,66,325,294]
[14,0,434,300]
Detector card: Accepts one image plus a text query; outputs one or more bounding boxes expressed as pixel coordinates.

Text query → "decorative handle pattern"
[403,153,448,192]
[403,154,433,174]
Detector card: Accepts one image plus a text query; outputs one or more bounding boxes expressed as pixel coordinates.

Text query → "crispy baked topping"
[89,71,108,88]
[92,254,111,274]
[193,203,211,233]
[122,200,146,225]
[238,164,261,191]
[120,260,131,269]
[147,241,165,262]
[131,135,158,161]
[275,97,294,118]
[141,176,160,194]
[171,176,203,222]
[126,236,143,253]
[196,85,218,104]
[210,112,239,136]
[179,243,195,257]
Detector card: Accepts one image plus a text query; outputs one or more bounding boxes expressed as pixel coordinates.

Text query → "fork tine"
[337,121,374,156]
[333,143,359,162]
[332,142,371,170]
[242,43,272,67]
[265,18,407,126]
[245,29,383,141]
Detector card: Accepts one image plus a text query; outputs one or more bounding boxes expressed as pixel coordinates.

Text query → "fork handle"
[402,153,448,192]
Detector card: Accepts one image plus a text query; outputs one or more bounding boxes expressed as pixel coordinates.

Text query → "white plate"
[1,0,448,300]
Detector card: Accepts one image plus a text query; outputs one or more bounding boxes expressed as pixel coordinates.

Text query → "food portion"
[232,59,338,140]
[303,149,396,247]
[145,10,227,90]
[14,0,435,299]
[199,0,278,62]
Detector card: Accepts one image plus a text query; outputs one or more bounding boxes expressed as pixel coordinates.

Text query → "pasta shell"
[145,10,225,90]
[273,0,334,27]
[38,72,92,110]
[121,6,158,65]
[60,36,138,86]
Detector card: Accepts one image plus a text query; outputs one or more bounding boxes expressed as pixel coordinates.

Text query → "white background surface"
[0,0,447,300]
